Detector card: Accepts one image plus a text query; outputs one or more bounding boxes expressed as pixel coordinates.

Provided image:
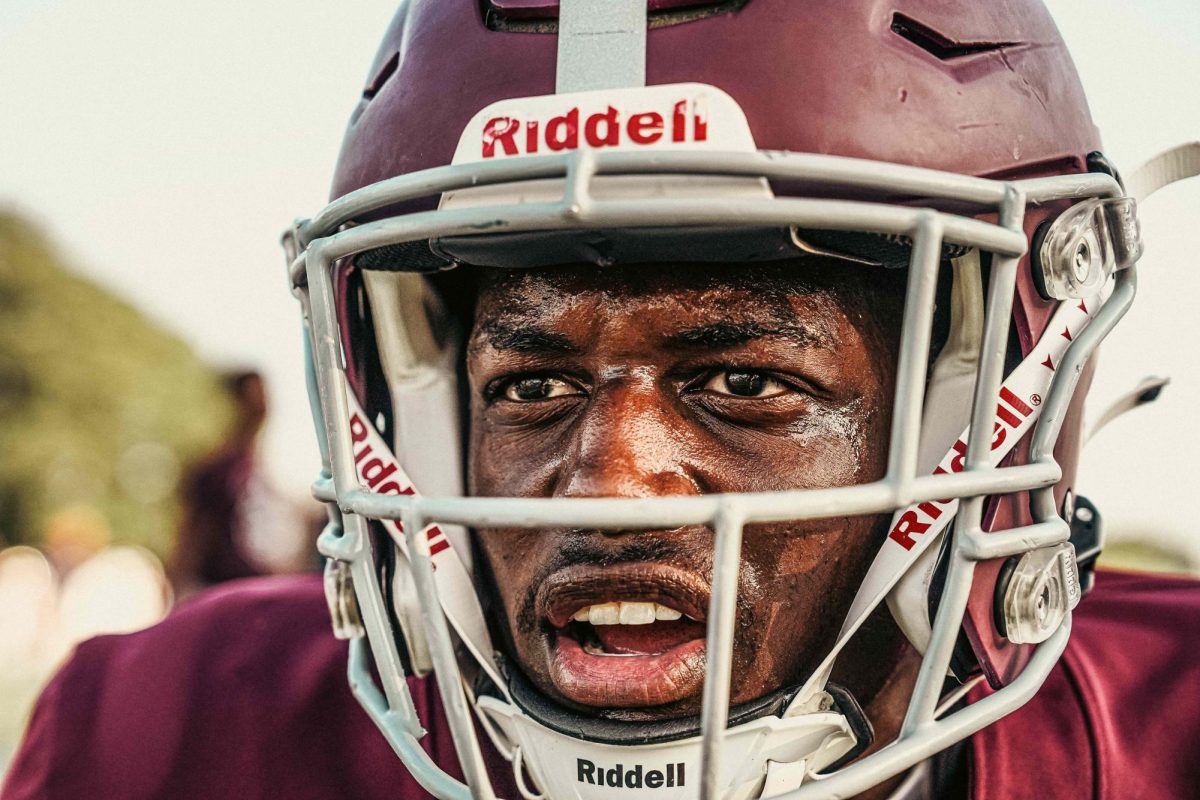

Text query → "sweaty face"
[466,261,900,719]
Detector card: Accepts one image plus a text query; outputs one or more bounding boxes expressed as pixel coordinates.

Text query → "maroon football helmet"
[282,2,1164,797]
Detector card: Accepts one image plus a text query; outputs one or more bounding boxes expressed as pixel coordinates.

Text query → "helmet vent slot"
[350,52,400,125]
[483,0,750,33]
[890,13,1020,60]
[363,52,400,101]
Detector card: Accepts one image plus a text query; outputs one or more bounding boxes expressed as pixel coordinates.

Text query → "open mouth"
[539,566,712,708]
[567,601,704,656]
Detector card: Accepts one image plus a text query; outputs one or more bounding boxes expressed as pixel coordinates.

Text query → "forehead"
[468,261,874,343]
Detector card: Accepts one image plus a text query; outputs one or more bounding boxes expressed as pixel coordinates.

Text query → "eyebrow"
[475,321,581,354]
[662,320,826,350]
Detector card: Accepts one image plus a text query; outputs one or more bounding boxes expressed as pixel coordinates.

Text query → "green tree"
[0,211,229,555]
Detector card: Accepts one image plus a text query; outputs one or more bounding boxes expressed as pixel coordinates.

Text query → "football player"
[5,1,1199,799]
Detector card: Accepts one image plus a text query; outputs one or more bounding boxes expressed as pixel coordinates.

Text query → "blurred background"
[0,0,1197,777]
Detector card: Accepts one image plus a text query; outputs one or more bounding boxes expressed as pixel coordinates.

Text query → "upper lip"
[538,561,711,630]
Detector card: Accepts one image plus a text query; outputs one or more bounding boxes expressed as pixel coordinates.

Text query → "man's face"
[467,261,900,719]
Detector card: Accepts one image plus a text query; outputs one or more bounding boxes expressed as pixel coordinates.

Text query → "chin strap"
[791,280,1107,711]
[340,389,510,699]
[476,691,858,800]
[1126,142,1200,203]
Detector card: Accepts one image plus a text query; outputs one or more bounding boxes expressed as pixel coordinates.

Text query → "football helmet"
[282,1,1197,797]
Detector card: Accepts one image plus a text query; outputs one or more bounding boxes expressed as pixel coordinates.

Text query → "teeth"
[619,602,655,625]
[570,601,684,625]
[589,602,620,625]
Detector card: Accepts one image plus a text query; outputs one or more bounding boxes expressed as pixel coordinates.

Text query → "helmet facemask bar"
[288,150,1133,800]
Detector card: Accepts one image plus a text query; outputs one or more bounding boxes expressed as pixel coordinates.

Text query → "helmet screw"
[1072,241,1092,282]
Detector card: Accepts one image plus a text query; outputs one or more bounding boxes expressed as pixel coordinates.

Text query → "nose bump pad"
[555,386,701,500]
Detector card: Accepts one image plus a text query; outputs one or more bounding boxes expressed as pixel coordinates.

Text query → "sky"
[1,1,1198,557]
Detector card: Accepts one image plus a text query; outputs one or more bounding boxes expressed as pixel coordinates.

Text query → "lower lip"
[549,631,707,707]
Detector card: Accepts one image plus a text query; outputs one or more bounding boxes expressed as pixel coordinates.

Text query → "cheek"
[743,514,880,603]
[791,403,873,487]
[732,514,886,695]
[475,529,543,625]
[467,402,569,497]
[703,400,877,494]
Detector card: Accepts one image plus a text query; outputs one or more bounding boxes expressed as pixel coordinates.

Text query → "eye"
[502,376,579,402]
[702,370,790,398]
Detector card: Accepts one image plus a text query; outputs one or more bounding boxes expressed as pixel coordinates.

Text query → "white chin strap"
[1126,141,1200,203]
[886,251,985,653]
[477,694,855,800]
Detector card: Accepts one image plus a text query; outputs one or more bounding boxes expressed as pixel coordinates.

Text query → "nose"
[555,383,700,500]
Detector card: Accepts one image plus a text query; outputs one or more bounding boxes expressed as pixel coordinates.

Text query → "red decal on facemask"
[428,533,451,557]
[999,386,1033,417]
[525,119,540,153]
[361,458,397,490]
[481,98,709,157]
[373,481,414,497]
[947,438,968,473]
[917,501,943,519]
[672,100,688,142]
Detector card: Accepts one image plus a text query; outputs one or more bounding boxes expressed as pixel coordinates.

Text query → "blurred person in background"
[168,370,309,599]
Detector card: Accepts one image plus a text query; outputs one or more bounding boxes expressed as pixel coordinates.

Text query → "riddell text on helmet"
[887,387,1034,551]
[348,409,452,557]
[349,412,414,497]
[481,98,708,158]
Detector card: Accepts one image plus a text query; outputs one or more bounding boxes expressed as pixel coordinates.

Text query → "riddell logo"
[887,387,1034,551]
[481,97,708,158]
[577,759,685,789]
[348,412,414,497]
[348,410,451,557]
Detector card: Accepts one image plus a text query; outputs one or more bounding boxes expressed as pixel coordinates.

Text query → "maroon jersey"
[970,569,1200,799]
[4,570,1198,799]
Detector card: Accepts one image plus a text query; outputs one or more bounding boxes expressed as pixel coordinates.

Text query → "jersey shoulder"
[972,569,1200,799]
[1067,569,1200,795]
[0,576,430,800]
